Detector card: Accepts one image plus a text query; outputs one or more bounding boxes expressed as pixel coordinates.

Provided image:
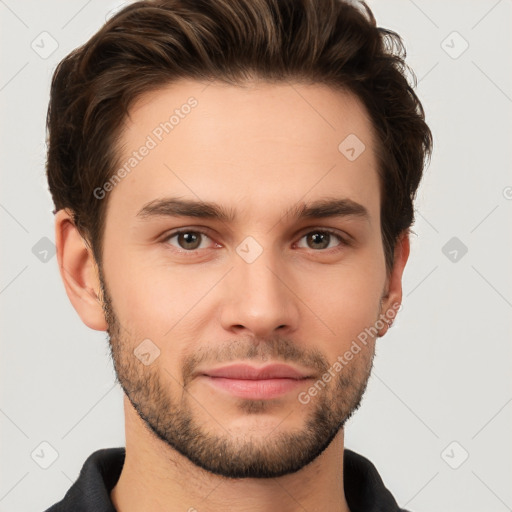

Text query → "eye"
[295,229,348,251]
[163,229,215,252]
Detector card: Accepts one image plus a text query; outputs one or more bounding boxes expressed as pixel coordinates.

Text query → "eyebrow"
[136,196,370,223]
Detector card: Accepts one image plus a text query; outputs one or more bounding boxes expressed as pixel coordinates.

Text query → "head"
[48,0,432,478]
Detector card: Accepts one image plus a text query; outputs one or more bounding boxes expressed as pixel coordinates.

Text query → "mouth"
[197,363,314,400]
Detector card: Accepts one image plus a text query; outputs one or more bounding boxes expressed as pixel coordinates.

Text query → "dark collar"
[44,447,409,512]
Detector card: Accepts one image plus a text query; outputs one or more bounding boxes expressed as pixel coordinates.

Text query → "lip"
[197,363,314,400]
[200,363,312,380]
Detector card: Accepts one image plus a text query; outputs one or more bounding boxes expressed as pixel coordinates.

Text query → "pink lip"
[198,363,314,400]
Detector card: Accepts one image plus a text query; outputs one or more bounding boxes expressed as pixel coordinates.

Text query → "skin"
[55,79,409,512]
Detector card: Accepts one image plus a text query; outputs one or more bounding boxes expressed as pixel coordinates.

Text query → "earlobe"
[55,209,108,331]
[378,231,410,337]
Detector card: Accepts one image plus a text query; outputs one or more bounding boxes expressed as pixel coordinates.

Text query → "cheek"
[298,253,384,351]
[101,246,164,334]
[103,251,215,341]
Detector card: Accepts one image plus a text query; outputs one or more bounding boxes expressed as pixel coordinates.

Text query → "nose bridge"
[221,237,299,336]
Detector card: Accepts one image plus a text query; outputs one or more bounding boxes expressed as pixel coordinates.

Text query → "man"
[44,0,432,510]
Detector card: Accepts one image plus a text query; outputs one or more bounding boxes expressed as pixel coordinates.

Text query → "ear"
[378,231,410,337]
[55,209,108,331]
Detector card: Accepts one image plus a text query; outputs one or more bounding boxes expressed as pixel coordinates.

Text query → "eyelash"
[161,228,351,257]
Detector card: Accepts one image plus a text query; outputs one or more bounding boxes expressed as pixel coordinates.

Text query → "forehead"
[106,79,380,227]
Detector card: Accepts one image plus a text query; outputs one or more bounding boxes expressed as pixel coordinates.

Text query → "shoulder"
[343,448,412,512]
[42,447,125,512]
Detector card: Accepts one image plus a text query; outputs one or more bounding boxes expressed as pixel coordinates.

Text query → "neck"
[110,396,350,512]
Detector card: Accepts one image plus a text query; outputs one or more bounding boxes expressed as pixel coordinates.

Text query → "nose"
[219,245,300,340]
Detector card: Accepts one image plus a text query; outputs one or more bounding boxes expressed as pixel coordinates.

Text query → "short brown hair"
[46,0,432,273]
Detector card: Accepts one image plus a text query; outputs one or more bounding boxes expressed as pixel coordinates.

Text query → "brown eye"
[177,232,202,250]
[306,232,330,250]
[164,230,213,251]
[296,230,347,251]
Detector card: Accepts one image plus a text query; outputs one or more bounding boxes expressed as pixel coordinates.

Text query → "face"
[97,79,396,478]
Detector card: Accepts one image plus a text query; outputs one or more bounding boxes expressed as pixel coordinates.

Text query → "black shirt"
[43,447,410,512]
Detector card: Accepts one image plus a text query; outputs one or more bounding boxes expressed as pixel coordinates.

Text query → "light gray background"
[1,1,511,511]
